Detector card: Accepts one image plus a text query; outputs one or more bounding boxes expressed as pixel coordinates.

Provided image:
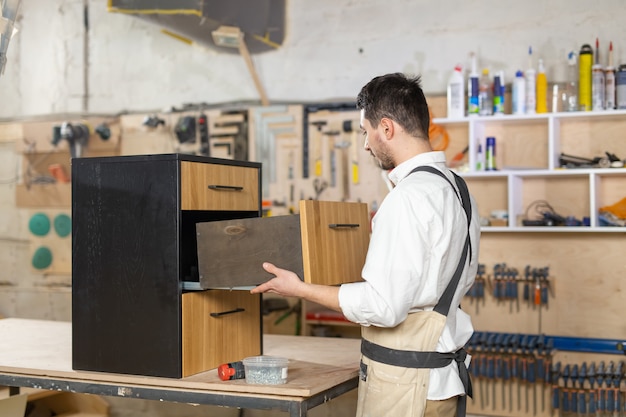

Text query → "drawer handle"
[210,308,245,318]
[328,223,360,229]
[208,185,244,191]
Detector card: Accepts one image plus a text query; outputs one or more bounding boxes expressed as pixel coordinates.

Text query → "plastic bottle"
[563,51,578,112]
[605,41,616,110]
[512,70,526,115]
[467,53,479,116]
[476,143,484,171]
[525,47,536,114]
[536,59,548,113]
[493,72,504,115]
[485,137,497,171]
[447,64,465,118]
[592,64,605,111]
[478,68,493,116]
[578,44,593,111]
[617,64,626,109]
[592,38,605,111]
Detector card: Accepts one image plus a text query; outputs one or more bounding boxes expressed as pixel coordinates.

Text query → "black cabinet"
[71,154,262,378]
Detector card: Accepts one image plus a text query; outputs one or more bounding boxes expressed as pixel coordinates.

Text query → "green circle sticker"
[54,213,72,237]
[29,213,51,236]
[32,246,53,270]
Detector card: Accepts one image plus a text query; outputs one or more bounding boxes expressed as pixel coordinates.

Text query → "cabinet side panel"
[72,157,182,377]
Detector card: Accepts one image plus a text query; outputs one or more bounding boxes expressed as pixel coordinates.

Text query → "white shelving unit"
[434,110,626,232]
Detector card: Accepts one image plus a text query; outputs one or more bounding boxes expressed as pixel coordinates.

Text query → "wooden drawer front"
[181,162,259,211]
[196,215,304,288]
[181,290,261,377]
[299,200,369,286]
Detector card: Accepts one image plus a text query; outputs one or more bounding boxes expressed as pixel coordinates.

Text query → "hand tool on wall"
[311,121,326,177]
[342,120,360,184]
[509,334,521,412]
[576,362,587,416]
[611,361,623,417]
[597,361,606,416]
[606,362,616,416]
[322,130,341,188]
[570,364,579,415]
[331,130,351,201]
[493,333,505,410]
[527,336,538,416]
[562,364,571,415]
[550,361,561,416]
[477,332,489,408]
[588,362,598,417]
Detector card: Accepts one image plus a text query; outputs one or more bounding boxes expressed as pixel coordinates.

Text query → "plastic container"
[592,64,605,111]
[525,68,536,113]
[578,43,593,111]
[512,70,526,115]
[616,64,626,109]
[447,64,465,118]
[467,52,479,116]
[563,51,578,112]
[485,137,497,171]
[243,356,289,385]
[492,73,504,115]
[478,68,493,116]
[536,59,548,113]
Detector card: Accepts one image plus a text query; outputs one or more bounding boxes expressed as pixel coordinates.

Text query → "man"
[251,73,480,417]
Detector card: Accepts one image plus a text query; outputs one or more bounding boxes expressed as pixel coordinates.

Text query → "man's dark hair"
[356,73,430,140]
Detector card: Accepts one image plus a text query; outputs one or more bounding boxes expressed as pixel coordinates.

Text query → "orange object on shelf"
[48,164,70,183]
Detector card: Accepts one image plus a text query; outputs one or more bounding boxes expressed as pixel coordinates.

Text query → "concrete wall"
[0,0,625,117]
[0,1,625,416]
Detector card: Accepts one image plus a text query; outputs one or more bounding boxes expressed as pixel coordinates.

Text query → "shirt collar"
[388,151,448,185]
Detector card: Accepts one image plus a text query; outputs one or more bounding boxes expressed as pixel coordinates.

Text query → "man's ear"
[380,117,394,139]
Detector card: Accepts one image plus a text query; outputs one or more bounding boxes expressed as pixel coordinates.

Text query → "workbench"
[0,318,361,417]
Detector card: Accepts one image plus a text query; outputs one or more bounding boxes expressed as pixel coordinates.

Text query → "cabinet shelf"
[436,111,626,233]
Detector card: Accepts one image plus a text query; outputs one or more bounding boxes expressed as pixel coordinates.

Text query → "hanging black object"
[174,116,196,144]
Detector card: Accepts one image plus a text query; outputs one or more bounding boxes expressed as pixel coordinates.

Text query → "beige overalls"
[355,166,473,417]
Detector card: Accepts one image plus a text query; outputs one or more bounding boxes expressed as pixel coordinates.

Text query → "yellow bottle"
[536,59,548,113]
[579,44,593,111]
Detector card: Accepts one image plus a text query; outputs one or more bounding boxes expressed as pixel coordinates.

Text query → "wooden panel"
[299,200,369,285]
[480,120,549,170]
[15,183,72,208]
[196,215,303,288]
[182,290,261,377]
[181,161,259,211]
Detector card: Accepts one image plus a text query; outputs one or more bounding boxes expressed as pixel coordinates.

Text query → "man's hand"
[251,262,343,313]
[250,262,305,298]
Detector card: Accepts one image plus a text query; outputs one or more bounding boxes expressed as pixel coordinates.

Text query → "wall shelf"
[435,110,626,232]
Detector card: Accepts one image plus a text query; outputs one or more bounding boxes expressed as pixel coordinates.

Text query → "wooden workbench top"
[0,318,361,398]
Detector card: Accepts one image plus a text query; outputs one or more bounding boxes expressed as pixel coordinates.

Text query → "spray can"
[493,73,504,115]
[536,59,548,113]
[578,44,593,111]
[485,137,496,171]
[447,64,465,118]
[467,53,480,116]
[592,64,605,111]
[512,70,526,115]
[605,41,616,110]
[616,64,626,109]
[592,38,605,111]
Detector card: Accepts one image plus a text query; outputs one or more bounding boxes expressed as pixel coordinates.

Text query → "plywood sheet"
[0,319,360,398]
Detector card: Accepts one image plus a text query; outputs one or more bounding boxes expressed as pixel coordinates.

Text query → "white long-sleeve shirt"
[338,151,481,400]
